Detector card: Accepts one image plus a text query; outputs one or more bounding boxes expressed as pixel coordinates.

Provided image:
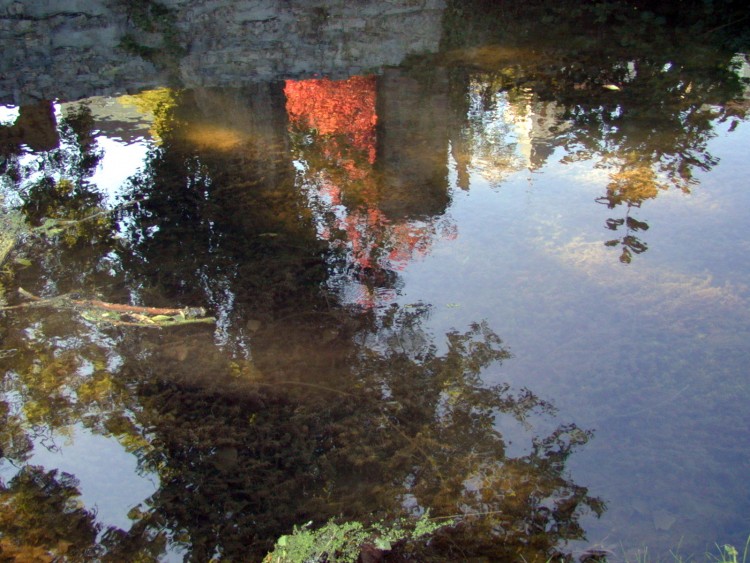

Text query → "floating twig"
[2,288,214,328]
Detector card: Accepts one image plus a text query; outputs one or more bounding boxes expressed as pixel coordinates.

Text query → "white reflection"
[27,425,158,532]
[91,136,151,206]
[0,104,20,125]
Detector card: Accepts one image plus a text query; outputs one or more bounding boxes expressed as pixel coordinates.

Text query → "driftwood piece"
[2,288,215,328]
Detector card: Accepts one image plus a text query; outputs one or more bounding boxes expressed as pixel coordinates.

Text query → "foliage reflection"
[442,0,749,262]
[1,85,604,561]
[1,301,604,561]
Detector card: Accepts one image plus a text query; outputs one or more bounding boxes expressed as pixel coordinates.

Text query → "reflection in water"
[0,293,604,560]
[285,75,378,162]
[286,73,457,307]
[445,50,749,262]
[0,467,102,560]
[1,1,750,560]
[0,101,59,153]
[0,75,605,560]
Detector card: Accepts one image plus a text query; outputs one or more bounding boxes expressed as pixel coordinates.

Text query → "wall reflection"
[0,0,446,105]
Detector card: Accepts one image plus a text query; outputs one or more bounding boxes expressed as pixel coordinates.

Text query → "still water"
[1,1,750,561]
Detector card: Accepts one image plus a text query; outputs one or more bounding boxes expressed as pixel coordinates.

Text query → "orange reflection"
[182,124,245,151]
[285,76,377,162]
[285,75,455,307]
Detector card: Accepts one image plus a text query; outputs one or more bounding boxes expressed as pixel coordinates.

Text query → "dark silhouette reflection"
[117,85,332,335]
[376,68,453,220]
[1,101,102,210]
[0,399,32,463]
[0,101,59,154]
[103,306,602,562]
[0,104,118,307]
[600,203,650,264]
[0,464,168,561]
[20,106,105,227]
[0,466,102,560]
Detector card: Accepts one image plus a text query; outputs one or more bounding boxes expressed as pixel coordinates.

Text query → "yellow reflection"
[181,123,245,151]
[606,162,661,205]
[120,88,260,150]
[118,87,178,143]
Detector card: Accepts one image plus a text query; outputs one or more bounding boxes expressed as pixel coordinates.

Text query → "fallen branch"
[31,199,143,235]
[2,288,215,328]
[79,299,205,317]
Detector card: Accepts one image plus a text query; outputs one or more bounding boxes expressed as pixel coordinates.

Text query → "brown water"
[1,2,750,561]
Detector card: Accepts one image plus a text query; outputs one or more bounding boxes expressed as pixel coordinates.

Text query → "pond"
[1,1,749,561]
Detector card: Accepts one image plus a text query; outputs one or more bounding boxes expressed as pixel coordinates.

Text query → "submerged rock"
[652,509,677,531]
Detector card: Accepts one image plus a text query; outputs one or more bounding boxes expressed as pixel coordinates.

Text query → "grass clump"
[622,535,750,563]
[711,537,750,563]
[263,511,452,563]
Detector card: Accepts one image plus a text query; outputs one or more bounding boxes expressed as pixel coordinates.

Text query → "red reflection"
[284,76,377,163]
[285,76,455,307]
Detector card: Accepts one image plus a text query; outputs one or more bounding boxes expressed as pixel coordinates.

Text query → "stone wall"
[0,0,161,104]
[0,0,445,105]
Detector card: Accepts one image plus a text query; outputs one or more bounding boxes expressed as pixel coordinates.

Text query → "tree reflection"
[0,466,101,561]
[442,0,749,263]
[117,85,332,340]
[1,293,603,562]
[88,84,602,558]
[0,399,32,464]
[2,3,749,559]
[0,464,170,561]
[94,304,603,562]
[1,101,117,299]
[286,72,457,307]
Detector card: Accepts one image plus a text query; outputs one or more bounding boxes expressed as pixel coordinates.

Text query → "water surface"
[1,1,750,561]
